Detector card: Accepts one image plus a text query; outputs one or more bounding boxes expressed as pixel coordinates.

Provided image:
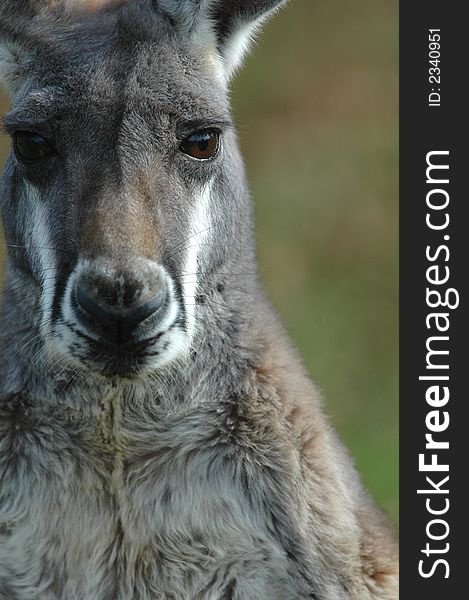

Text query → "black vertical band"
[400,2,467,596]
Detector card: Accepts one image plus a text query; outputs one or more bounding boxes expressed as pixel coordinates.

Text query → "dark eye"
[180,129,220,160]
[13,132,55,163]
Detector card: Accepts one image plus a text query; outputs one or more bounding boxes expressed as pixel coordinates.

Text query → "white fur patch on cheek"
[181,182,212,347]
[23,183,57,337]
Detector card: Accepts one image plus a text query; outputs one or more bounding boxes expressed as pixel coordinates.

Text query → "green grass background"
[0,0,398,524]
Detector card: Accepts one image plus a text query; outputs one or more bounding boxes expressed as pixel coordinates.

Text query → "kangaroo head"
[0,0,286,379]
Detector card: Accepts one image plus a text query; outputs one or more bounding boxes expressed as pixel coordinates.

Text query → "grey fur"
[0,1,398,599]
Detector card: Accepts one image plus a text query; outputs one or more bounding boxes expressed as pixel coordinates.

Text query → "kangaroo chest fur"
[0,390,310,600]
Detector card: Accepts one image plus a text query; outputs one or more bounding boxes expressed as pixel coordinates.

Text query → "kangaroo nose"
[72,266,168,346]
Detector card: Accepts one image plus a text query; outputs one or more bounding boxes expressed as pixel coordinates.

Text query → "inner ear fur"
[211,0,288,41]
[209,0,288,78]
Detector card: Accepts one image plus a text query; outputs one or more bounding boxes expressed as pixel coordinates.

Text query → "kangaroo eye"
[13,132,55,163]
[180,129,220,160]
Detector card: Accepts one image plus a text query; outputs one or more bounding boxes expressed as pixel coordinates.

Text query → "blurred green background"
[0,0,398,524]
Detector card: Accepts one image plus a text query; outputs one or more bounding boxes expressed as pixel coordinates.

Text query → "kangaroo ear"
[210,0,288,78]
[159,0,288,81]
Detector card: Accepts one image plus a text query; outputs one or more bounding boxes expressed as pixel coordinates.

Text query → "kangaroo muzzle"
[71,259,169,347]
[54,255,186,376]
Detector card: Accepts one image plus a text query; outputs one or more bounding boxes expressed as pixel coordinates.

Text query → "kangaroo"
[0,1,398,598]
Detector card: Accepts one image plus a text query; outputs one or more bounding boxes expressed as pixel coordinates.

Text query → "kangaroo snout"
[71,259,170,347]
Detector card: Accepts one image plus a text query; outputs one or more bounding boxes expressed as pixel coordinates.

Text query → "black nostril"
[73,284,167,345]
[127,291,167,325]
[75,285,111,325]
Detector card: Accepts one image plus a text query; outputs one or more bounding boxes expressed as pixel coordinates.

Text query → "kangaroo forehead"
[7,52,228,132]
[9,8,226,120]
